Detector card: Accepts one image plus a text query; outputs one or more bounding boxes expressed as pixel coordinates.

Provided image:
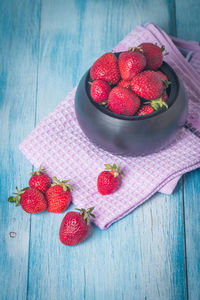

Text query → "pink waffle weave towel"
[20,24,200,229]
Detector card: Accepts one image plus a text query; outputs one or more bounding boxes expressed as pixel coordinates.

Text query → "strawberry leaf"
[52,176,60,184]
[161,45,165,52]
[15,196,21,206]
[104,164,112,170]
[8,196,16,202]
[76,207,95,225]
[66,184,73,192]
[112,164,117,171]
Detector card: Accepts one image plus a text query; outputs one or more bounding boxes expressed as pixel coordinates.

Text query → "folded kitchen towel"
[19,24,200,229]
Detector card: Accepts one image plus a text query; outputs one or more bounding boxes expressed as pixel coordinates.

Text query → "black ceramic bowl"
[75,59,188,156]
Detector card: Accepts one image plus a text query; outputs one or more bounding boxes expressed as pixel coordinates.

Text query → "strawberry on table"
[59,207,95,246]
[136,105,154,116]
[97,163,123,195]
[134,43,166,70]
[90,79,111,104]
[29,165,51,193]
[8,187,47,214]
[130,70,164,100]
[108,86,140,116]
[45,177,72,213]
[118,50,146,80]
[90,52,120,85]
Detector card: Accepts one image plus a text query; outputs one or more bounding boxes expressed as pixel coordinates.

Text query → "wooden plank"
[183,170,200,300]
[175,0,200,41]
[175,2,200,299]
[0,0,40,299]
[26,0,187,299]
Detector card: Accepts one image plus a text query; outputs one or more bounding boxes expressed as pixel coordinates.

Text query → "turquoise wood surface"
[0,1,199,299]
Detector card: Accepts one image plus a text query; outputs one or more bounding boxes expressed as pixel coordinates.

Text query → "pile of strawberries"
[89,43,170,116]
[8,164,123,245]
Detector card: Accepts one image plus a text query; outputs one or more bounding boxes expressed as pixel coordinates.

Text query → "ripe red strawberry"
[90,52,120,84]
[90,79,111,103]
[118,50,146,80]
[97,163,123,195]
[8,187,47,214]
[59,207,95,246]
[45,177,72,213]
[156,71,168,81]
[131,70,164,100]
[156,71,171,88]
[136,105,154,116]
[29,165,51,193]
[135,43,165,70]
[108,87,140,115]
[117,79,131,89]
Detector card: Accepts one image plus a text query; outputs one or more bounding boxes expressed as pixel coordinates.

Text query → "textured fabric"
[19,24,200,229]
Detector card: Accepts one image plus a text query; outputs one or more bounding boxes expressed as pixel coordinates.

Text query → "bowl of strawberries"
[75,43,188,156]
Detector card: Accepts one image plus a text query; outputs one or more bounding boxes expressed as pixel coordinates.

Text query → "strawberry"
[117,79,131,89]
[59,207,95,246]
[90,79,111,103]
[8,187,47,214]
[118,50,146,80]
[45,177,72,213]
[90,52,120,85]
[134,43,165,70]
[156,71,168,81]
[108,86,140,115]
[130,70,164,100]
[136,105,154,116]
[29,165,51,193]
[156,71,171,88]
[97,163,123,195]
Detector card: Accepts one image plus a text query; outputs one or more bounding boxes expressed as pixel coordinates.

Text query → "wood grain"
[1,0,199,299]
[175,4,200,299]
[175,0,200,41]
[0,0,40,299]
[183,170,200,300]
[26,1,187,300]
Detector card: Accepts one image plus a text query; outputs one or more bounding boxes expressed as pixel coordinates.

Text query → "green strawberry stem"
[30,165,46,176]
[52,176,73,192]
[8,187,29,206]
[76,207,95,225]
[104,163,124,178]
[161,45,165,52]
[161,78,171,88]
[160,45,169,56]
[144,98,168,110]
[99,100,107,106]
[128,46,143,53]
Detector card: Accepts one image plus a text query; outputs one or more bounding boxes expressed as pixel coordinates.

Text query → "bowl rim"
[86,60,179,121]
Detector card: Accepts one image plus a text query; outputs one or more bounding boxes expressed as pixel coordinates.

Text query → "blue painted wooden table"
[1,1,200,299]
